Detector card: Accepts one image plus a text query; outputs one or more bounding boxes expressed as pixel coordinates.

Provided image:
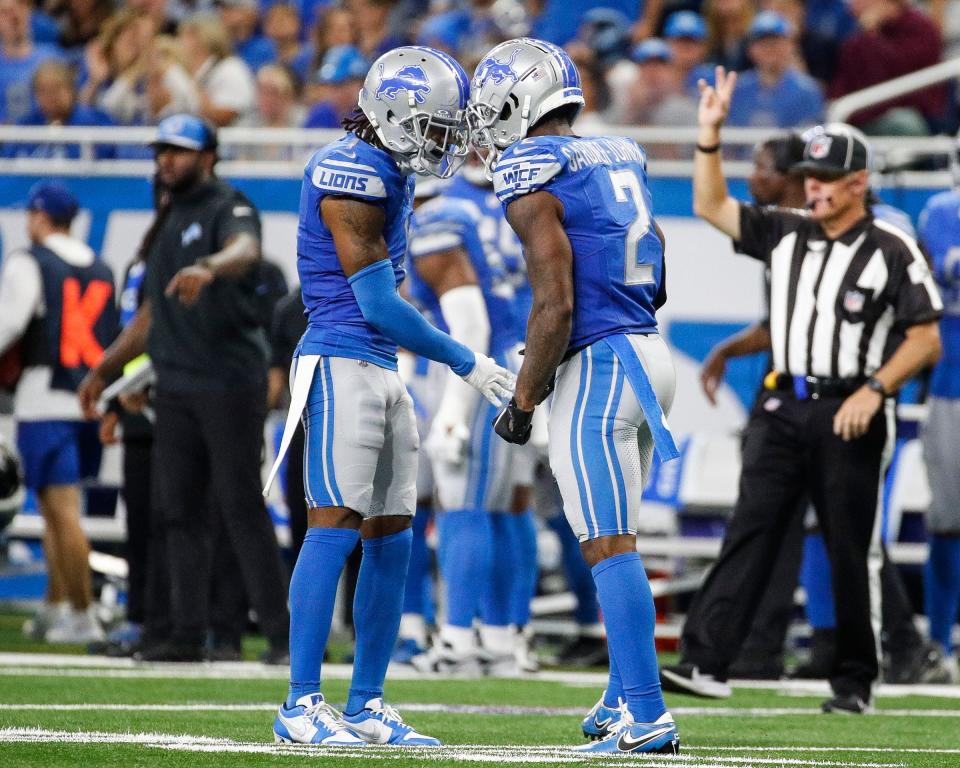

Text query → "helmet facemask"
[397,102,470,178]
[468,92,528,180]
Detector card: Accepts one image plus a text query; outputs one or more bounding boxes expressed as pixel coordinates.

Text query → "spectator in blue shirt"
[216,0,276,74]
[728,11,825,128]
[262,3,305,73]
[0,0,63,123]
[290,4,355,90]
[663,11,716,97]
[303,44,366,129]
[415,10,470,57]
[3,59,115,159]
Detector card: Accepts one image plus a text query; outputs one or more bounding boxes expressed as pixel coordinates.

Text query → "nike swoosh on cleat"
[616,726,674,752]
[277,714,314,742]
[594,716,612,729]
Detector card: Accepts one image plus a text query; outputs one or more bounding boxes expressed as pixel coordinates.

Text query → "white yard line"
[0,653,958,699]
[0,728,914,767]
[1,702,959,719]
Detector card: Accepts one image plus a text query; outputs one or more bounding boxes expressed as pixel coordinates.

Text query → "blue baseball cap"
[663,11,706,41]
[151,114,218,152]
[26,182,79,224]
[315,45,368,85]
[748,11,793,41]
[631,38,673,65]
[416,10,470,51]
[579,7,632,63]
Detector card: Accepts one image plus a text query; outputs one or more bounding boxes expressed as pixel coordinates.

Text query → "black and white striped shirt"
[736,205,943,379]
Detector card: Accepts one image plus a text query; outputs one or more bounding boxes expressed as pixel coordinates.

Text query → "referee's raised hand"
[697,66,737,131]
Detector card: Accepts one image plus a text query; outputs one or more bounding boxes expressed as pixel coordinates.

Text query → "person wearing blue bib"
[471,38,681,756]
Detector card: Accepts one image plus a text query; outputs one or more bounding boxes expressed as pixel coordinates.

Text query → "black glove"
[493,398,534,445]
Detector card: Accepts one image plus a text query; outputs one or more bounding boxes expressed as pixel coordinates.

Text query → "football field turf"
[1,650,959,768]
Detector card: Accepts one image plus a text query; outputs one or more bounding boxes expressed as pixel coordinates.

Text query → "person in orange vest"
[0,182,117,644]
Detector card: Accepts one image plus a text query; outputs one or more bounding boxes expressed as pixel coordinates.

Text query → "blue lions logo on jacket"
[376,63,431,104]
[475,49,520,88]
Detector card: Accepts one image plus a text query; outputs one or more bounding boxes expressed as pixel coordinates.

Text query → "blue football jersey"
[297,132,415,369]
[405,178,522,358]
[918,190,960,398]
[493,135,664,353]
[443,176,532,338]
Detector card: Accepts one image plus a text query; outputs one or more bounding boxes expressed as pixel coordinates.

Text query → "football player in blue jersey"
[471,38,681,755]
[404,160,538,675]
[917,183,960,684]
[263,46,515,747]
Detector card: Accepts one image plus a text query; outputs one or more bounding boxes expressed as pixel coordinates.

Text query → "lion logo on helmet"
[376,63,432,104]
[475,48,521,89]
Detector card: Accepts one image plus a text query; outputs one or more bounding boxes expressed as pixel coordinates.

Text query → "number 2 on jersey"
[608,169,654,285]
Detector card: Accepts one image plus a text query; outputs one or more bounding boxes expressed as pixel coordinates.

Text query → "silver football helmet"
[469,38,584,175]
[358,46,471,178]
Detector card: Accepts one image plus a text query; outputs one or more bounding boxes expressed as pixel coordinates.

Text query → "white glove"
[424,416,470,467]
[461,352,516,407]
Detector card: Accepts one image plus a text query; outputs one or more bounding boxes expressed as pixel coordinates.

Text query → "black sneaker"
[821,693,872,714]
[660,663,732,699]
[552,636,609,667]
[133,641,204,662]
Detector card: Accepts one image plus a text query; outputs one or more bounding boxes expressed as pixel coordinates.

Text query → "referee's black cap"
[792,124,871,179]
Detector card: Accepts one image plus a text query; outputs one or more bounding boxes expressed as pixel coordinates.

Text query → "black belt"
[763,372,865,400]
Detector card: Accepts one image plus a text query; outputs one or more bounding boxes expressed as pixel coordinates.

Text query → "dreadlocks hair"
[342,107,385,150]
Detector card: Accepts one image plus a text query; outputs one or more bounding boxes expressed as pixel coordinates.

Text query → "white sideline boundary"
[2,702,960,718]
[0,727,930,767]
[1,653,959,699]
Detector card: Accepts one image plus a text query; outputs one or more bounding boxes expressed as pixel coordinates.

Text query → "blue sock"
[482,513,513,627]
[346,528,413,715]
[592,552,665,723]
[925,535,960,652]
[507,510,538,627]
[287,527,359,708]
[548,514,599,624]
[603,648,624,709]
[437,509,491,627]
[402,506,432,618]
[800,533,836,629]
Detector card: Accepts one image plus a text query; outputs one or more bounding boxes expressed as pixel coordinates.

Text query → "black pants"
[732,522,921,667]
[143,439,170,641]
[121,437,152,625]
[680,390,888,699]
[283,423,307,564]
[153,385,289,648]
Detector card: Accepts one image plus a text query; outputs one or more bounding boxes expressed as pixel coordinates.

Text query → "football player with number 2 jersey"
[471,38,681,754]
[263,46,514,747]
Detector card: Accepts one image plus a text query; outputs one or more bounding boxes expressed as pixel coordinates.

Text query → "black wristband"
[696,142,721,154]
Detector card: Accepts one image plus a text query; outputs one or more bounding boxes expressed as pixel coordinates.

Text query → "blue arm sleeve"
[348,259,475,375]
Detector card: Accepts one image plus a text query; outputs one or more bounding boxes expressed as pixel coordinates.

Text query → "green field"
[1,613,958,767]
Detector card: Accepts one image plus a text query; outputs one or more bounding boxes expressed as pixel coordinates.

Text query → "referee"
[79,114,289,661]
[660,69,943,713]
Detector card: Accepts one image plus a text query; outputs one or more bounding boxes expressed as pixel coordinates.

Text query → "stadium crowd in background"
[1,0,959,146]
